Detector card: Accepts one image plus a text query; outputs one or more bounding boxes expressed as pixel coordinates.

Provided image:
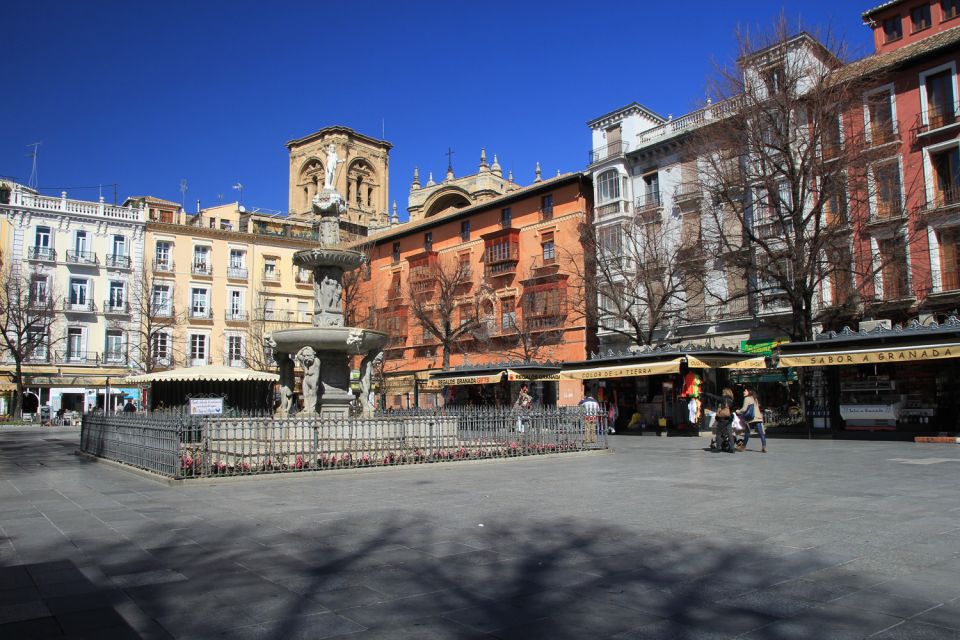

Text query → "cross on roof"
[445,147,455,171]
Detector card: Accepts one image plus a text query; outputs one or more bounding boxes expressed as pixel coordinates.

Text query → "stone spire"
[411,166,421,190]
[534,161,542,183]
[491,154,502,177]
[445,164,455,182]
[426,171,436,187]
[391,201,399,225]
[507,168,513,181]
[479,148,489,173]
[556,169,561,178]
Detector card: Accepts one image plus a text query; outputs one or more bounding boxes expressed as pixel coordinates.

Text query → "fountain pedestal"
[266,182,387,418]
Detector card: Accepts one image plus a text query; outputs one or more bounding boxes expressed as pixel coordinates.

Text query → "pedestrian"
[715,388,736,453]
[515,384,533,432]
[123,399,136,413]
[738,386,766,452]
[578,391,601,442]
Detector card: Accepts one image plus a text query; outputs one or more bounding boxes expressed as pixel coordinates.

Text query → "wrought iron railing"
[103,300,129,314]
[227,267,248,280]
[192,262,212,276]
[225,309,248,321]
[66,250,98,265]
[589,140,629,164]
[153,259,175,273]
[64,300,97,313]
[80,408,608,479]
[106,254,131,269]
[189,307,213,319]
[28,247,56,262]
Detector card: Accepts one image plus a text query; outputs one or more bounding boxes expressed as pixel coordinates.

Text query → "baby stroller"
[709,413,747,452]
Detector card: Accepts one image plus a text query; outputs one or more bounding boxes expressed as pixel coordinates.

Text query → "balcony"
[189,307,213,320]
[262,270,280,283]
[227,266,248,280]
[65,250,99,266]
[676,241,703,263]
[595,200,631,218]
[929,268,960,296]
[821,141,843,161]
[386,286,404,301]
[635,193,663,224]
[191,262,213,276]
[589,140,630,165]
[25,350,50,364]
[150,355,173,369]
[724,296,751,318]
[227,358,245,368]
[868,122,900,147]
[28,297,51,310]
[920,184,960,215]
[912,102,960,139]
[674,182,702,204]
[102,352,128,366]
[151,304,174,318]
[58,351,100,365]
[868,201,906,225]
[103,300,129,315]
[28,247,56,263]
[153,259,175,273]
[63,300,97,314]
[106,254,131,269]
[187,356,213,368]
[225,309,248,321]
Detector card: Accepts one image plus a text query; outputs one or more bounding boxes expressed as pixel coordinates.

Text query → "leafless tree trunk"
[0,266,61,417]
[242,288,293,372]
[692,17,920,341]
[127,265,186,373]
[407,254,479,370]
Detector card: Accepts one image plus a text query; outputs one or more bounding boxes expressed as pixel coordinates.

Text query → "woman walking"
[738,386,767,453]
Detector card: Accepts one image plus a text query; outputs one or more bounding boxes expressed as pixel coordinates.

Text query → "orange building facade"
[354,172,594,408]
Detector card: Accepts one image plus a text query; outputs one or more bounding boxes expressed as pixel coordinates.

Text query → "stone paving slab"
[1,425,959,638]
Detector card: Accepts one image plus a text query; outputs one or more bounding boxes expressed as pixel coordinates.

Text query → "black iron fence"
[80,407,608,480]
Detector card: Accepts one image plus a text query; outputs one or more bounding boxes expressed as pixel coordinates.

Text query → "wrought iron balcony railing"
[153,259,175,273]
[227,267,248,280]
[192,262,212,276]
[103,300,129,314]
[28,247,56,262]
[64,300,97,313]
[589,140,630,164]
[225,309,248,321]
[106,254,131,269]
[66,250,98,266]
[921,183,960,214]
[189,307,213,320]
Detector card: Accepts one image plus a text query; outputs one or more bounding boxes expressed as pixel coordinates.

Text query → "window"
[31,275,49,303]
[943,0,960,20]
[598,225,622,257]
[27,329,47,360]
[297,266,311,283]
[105,330,124,363]
[762,64,786,95]
[220,220,233,231]
[541,231,556,264]
[66,328,83,361]
[263,257,278,280]
[828,246,854,304]
[229,290,244,318]
[392,242,401,263]
[541,194,554,219]
[931,146,960,207]
[822,175,849,225]
[209,218,216,229]
[424,232,433,251]
[151,333,170,365]
[457,252,471,276]
[867,90,896,143]
[228,335,244,364]
[883,16,903,42]
[263,298,276,320]
[69,278,88,306]
[112,235,126,257]
[298,301,310,323]
[74,231,88,254]
[109,282,124,309]
[821,109,843,158]
[191,288,209,317]
[938,228,960,291]
[874,161,902,219]
[597,170,620,203]
[460,220,470,241]
[35,226,51,248]
[924,69,956,129]
[642,173,660,207]
[878,237,908,299]
[152,284,171,315]
[501,207,512,227]
[501,297,516,331]
[912,4,932,30]
[190,334,208,364]
[229,249,245,269]
[193,246,210,273]
[155,241,172,269]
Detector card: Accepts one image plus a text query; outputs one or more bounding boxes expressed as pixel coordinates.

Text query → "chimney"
[196,199,201,213]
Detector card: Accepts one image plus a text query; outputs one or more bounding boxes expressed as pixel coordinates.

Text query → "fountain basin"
[269,327,389,355]
[294,248,364,270]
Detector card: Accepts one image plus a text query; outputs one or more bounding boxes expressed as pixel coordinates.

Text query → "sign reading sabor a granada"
[780,344,960,367]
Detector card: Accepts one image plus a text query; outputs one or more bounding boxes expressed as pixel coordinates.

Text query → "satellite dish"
[238,205,246,213]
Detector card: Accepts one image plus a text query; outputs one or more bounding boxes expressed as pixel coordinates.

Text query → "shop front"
[428,364,564,407]
[778,319,960,435]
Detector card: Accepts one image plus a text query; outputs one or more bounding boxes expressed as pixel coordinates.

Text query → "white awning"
[126,365,279,384]
[561,358,684,380]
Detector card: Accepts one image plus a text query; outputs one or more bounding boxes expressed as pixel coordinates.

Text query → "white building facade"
[1,183,146,414]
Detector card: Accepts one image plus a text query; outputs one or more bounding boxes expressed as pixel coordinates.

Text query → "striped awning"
[126,365,279,383]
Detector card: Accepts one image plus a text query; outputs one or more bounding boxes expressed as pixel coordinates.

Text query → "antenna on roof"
[26,142,42,189]
[180,179,188,208]
[232,182,243,206]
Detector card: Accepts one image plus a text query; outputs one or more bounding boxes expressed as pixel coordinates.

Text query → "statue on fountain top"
[324,144,340,190]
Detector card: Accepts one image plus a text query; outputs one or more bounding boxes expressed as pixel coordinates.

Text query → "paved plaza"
[0,427,958,639]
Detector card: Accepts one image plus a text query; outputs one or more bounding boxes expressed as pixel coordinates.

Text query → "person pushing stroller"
[713,388,737,453]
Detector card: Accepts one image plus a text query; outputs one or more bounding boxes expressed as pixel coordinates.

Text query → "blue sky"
[3,1,876,219]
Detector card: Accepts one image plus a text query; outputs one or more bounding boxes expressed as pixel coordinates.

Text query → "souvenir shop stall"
[428,362,564,407]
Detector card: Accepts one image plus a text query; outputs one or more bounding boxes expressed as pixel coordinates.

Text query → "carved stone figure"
[274,350,294,416]
[324,144,340,189]
[320,275,340,311]
[295,346,321,414]
[359,349,384,415]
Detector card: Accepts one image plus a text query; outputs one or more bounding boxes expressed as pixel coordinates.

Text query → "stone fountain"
[267,145,388,418]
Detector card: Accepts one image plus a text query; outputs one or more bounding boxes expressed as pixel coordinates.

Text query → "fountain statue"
[267,147,388,418]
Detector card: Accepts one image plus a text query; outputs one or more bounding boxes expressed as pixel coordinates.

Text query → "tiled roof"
[125,195,181,207]
[833,24,960,83]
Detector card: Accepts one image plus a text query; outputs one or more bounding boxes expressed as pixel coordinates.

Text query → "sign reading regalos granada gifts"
[780,344,960,367]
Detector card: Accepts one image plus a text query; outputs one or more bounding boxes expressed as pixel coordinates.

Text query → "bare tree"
[242,288,293,372]
[342,240,374,328]
[0,266,61,417]
[693,17,919,341]
[127,266,186,373]
[583,214,707,347]
[407,254,479,370]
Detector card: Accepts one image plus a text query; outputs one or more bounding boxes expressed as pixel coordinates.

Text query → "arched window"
[597,170,620,203]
